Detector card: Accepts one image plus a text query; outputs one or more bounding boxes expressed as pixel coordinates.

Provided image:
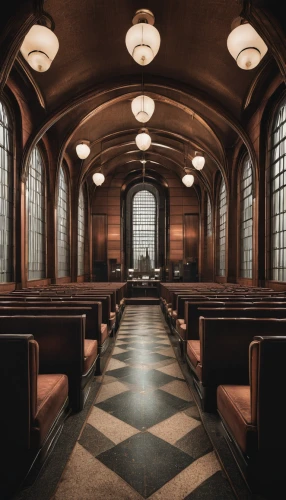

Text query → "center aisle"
[52,306,235,500]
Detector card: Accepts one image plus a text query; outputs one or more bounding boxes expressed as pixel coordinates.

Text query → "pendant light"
[93,142,105,186]
[192,151,205,171]
[76,141,91,160]
[132,68,155,123]
[125,9,161,66]
[182,174,194,187]
[135,128,151,151]
[20,14,59,72]
[182,145,195,187]
[93,172,105,186]
[227,18,268,70]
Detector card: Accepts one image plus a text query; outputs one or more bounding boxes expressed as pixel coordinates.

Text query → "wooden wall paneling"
[184,214,199,262]
[92,214,107,261]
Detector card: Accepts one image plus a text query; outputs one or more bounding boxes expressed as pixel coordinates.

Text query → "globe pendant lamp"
[125,9,160,66]
[192,152,205,171]
[93,172,105,186]
[182,174,194,187]
[131,95,155,123]
[135,128,151,151]
[20,18,59,72]
[76,141,90,160]
[227,19,268,70]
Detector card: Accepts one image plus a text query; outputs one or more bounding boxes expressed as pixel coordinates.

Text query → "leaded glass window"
[270,98,286,281]
[57,164,70,277]
[0,101,13,283]
[77,186,85,276]
[216,180,226,276]
[132,190,157,271]
[240,156,253,278]
[27,146,46,280]
[206,194,212,237]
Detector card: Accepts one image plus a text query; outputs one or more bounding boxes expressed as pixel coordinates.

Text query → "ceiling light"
[20,18,59,72]
[76,141,91,159]
[227,19,268,70]
[182,174,194,187]
[131,95,155,123]
[125,9,161,66]
[135,129,151,151]
[92,172,105,186]
[192,152,205,171]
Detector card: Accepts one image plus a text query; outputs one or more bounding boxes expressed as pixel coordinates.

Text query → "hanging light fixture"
[92,172,105,186]
[135,128,151,151]
[20,14,59,72]
[227,18,268,70]
[125,9,161,66]
[192,151,205,171]
[182,174,194,187]
[182,145,194,187]
[132,95,155,123]
[76,141,91,160]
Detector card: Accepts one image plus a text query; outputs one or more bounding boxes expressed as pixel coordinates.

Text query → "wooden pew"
[186,317,286,412]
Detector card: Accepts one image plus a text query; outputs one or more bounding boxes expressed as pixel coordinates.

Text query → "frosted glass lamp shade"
[192,153,205,171]
[92,172,105,186]
[20,24,59,72]
[182,174,194,187]
[76,143,90,159]
[135,131,151,151]
[131,95,155,123]
[126,23,160,66]
[227,22,268,70]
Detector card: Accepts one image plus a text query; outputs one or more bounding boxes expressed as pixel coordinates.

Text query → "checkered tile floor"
[53,306,236,499]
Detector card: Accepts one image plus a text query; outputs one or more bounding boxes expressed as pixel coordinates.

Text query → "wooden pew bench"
[0,314,97,412]
[0,333,69,499]
[217,335,286,495]
[186,317,286,412]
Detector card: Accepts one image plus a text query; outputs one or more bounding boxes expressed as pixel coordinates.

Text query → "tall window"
[216,180,226,276]
[0,101,13,283]
[240,156,253,278]
[206,194,212,237]
[270,98,286,281]
[27,146,46,280]
[57,164,70,277]
[77,185,85,276]
[132,189,157,270]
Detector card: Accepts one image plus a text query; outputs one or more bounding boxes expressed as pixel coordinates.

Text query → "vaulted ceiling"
[5,0,286,192]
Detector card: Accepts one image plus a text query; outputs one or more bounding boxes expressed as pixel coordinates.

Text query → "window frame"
[239,154,253,279]
[216,179,227,277]
[56,162,70,278]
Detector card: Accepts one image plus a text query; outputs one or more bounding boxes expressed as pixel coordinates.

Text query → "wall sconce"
[20,14,59,72]
[135,128,151,151]
[192,152,205,171]
[227,18,268,70]
[76,141,91,159]
[125,9,160,66]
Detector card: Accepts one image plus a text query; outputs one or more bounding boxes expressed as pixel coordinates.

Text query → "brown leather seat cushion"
[172,310,178,319]
[187,340,200,366]
[176,318,185,328]
[101,323,108,344]
[83,339,98,373]
[217,385,257,454]
[31,373,68,448]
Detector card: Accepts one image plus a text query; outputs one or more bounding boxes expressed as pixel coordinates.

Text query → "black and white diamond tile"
[53,305,236,500]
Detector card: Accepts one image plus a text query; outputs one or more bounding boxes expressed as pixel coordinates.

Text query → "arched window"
[57,164,70,277]
[132,189,157,270]
[240,155,253,278]
[27,146,46,280]
[206,194,212,237]
[216,179,226,276]
[0,101,13,283]
[270,98,286,281]
[77,185,85,276]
